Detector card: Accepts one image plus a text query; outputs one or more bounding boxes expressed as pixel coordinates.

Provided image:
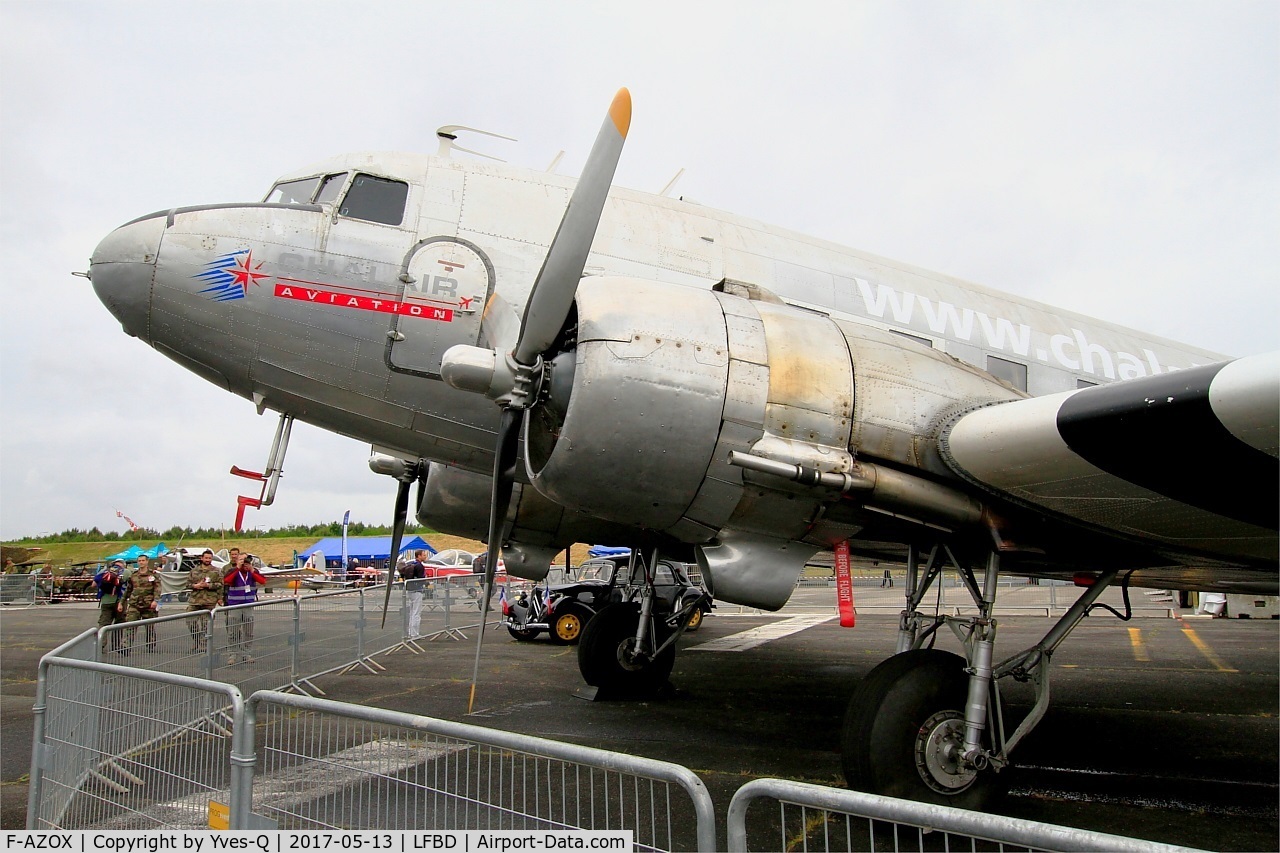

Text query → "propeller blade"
[467,406,524,713]
[380,476,412,629]
[466,88,633,714]
[513,88,631,366]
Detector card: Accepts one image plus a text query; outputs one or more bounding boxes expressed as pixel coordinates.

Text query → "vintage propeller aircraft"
[88,89,1277,808]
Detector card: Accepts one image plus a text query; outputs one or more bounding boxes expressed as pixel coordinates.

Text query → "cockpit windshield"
[265,172,348,205]
[264,170,407,226]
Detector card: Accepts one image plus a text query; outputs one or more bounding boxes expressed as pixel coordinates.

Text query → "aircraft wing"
[940,351,1278,589]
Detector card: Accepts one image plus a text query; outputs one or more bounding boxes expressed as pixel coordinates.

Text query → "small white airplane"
[87,89,1277,809]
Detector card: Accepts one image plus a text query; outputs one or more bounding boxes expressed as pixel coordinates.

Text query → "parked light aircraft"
[87,89,1277,808]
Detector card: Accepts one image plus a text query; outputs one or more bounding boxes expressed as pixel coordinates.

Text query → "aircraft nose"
[89,214,165,339]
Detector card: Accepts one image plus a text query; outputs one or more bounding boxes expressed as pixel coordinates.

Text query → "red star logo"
[227,250,269,295]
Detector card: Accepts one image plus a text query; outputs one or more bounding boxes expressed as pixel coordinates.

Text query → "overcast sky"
[1,1,1276,540]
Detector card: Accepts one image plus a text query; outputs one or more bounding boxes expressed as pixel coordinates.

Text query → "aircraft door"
[388,237,493,378]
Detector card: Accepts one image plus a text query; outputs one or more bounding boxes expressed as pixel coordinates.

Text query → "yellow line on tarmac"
[1127,627,1151,662]
[1181,626,1237,672]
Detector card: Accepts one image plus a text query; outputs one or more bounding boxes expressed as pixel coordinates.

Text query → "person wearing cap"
[94,559,127,652]
[186,549,224,653]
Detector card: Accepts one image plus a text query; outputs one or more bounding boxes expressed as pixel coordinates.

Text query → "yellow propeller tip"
[610,88,632,138]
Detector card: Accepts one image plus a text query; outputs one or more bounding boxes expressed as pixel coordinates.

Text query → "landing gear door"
[388,237,493,378]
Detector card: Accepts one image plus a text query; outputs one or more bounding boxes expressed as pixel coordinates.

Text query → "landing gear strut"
[576,548,701,696]
[842,544,1122,808]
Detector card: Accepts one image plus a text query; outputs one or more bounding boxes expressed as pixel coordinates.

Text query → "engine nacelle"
[416,461,640,581]
[525,276,1021,608]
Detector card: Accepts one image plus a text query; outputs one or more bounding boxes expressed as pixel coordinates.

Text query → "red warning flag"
[834,540,856,627]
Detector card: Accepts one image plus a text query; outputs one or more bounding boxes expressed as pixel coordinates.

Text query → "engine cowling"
[415,461,641,581]
[524,276,1021,608]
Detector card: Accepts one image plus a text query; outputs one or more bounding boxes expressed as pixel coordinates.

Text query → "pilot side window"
[266,177,321,204]
[339,174,409,226]
[986,355,1028,392]
[314,173,348,204]
[265,172,348,205]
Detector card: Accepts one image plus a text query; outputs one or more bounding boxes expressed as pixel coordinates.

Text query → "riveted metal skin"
[519,278,1024,608]
[834,320,1025,475]
[525,277,731,532]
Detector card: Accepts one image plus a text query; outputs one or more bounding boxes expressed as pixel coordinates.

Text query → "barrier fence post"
[230,699,256,830]
[290,595,302,688]
[356,586,366,661]
[202,612,216,681]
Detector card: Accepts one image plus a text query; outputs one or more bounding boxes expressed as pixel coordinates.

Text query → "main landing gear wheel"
[841,649,1005,810]
[577,602,675,695]
[550,604,589,645]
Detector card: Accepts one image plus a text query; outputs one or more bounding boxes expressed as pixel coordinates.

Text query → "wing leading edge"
[940,352,1279,570]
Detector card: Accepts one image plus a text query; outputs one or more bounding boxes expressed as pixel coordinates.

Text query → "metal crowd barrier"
[27,634,250,831]
[94,576,491,692]
[29,582,1202,851]
[726,778,1201,853]
[247,692,717,851]
[1,573,39,606]
[27,650,715,848]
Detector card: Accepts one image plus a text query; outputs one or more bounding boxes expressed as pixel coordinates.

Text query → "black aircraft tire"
[577,602,675,694]
[549,605,589,645]
[841,649,1005,810]
[506,625,540,642]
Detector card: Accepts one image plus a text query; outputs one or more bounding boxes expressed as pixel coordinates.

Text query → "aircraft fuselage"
[89,149,1275,600]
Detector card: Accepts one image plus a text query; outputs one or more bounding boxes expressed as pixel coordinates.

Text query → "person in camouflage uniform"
[186,549,224,652]
[122,554,161,652]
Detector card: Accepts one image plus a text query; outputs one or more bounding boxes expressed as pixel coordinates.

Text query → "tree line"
[7,521,416,545]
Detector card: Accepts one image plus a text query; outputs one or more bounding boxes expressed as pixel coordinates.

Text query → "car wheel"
[549,605,589,645]
[685,606,703,631]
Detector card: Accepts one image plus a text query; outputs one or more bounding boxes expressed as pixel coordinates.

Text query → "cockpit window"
[314,173,347,204]
[266,177,320,204]
[339,174,408,226]
[265,172,348,205]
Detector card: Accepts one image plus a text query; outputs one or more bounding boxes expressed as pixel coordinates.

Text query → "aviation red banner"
[834,540,856,627]
[274,283,454,322]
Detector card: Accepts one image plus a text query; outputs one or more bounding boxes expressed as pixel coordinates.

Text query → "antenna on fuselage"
[546,151,565,173]
[659,168,685,197]
[436,125,517,161]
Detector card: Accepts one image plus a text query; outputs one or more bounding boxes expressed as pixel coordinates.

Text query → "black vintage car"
[503,554,711,644]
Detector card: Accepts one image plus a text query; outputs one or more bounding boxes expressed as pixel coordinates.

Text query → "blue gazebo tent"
[297,536,435,570]
[104,543,170,563]
[104,544,145,563]
[588,546,630,558]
